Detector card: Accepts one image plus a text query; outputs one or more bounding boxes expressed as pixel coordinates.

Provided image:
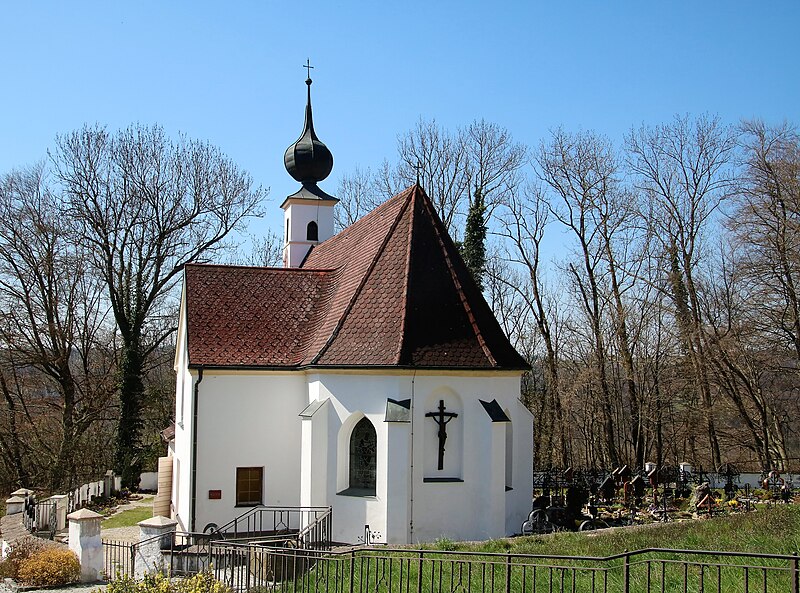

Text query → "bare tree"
[393,118,470,233]
[52,124,267,487]
[230,230,283,267]
[0,166,117,490]
[388,118,526,238]
[334,166,387,231]
[464,119,527,216]
[626,114,738,469]
[537,128,621,467]
[497,183,569,467]
[735,120,800,361]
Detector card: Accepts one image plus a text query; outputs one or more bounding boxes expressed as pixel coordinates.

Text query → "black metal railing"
[210,505,332,541]
[23,497,57,540]
[101,506,334,580]
[103,539,136,579]
[206,544,800,593]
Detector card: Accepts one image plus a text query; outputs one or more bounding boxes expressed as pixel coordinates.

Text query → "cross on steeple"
[303,59,314,80]
[425,400,458,470]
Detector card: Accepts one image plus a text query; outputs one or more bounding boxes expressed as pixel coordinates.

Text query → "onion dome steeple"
[283,68,336,202]
[281,62,338,268]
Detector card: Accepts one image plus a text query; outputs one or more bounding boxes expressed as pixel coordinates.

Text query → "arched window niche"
[337,413,377,497]
[306,220,319,241]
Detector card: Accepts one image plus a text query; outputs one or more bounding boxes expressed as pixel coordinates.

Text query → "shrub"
[175,571,232,593]
[17,548,80,587]
[0,537,47,578]
[105,570,231,593]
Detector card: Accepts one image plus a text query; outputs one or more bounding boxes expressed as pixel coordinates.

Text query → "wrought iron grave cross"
[425,400,458,470]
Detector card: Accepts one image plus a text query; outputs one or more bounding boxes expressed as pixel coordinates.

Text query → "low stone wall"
[0,512,65,559]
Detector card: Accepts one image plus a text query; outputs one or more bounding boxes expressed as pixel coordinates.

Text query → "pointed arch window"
[306,221,319,241]
[349,417,376,495]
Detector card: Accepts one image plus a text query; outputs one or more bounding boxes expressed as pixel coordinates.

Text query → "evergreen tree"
[461,187,488,290]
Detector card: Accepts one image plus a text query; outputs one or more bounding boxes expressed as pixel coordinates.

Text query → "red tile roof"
[185,185,528,370]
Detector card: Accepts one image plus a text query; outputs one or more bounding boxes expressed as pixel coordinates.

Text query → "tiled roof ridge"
[184,262,335,273]
[419,190,498,366]
[309,187,416,365]
[294,268,340,363]
[395,185,420,364]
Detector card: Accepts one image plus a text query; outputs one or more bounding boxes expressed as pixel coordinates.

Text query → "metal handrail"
[297,505,332,546]
[208,541,799,564]
[211,504,331,539]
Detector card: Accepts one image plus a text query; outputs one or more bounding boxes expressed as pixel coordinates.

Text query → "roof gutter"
[188,363,530,373]
[189,365,204,532]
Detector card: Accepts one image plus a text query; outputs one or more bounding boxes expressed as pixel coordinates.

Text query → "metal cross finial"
[304,59,314,79]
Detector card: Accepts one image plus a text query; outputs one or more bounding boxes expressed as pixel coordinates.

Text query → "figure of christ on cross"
[425,400,458,470]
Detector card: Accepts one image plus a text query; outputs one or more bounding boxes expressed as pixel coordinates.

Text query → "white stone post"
[134,515,177,577]
[50,494,69,531]
[68,508,104,583]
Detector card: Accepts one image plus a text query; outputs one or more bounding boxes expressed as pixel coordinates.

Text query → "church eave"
[187,362,529,372]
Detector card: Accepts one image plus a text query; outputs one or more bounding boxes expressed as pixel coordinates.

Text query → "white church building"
[169,76,533,544]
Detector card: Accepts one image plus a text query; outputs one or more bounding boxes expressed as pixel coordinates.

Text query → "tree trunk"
[115,342,145,489]
[0,370,29,488]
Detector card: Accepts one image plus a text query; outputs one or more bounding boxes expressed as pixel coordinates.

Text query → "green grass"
[215,508,800,593]
[421,504,800,557]
[101,506,153,529]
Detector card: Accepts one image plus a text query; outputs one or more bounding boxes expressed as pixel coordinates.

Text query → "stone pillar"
[50,494,69,531]
[134,515,177,577]
[104,470,115,498]
[4,496,24,515]
[68,508,103,583]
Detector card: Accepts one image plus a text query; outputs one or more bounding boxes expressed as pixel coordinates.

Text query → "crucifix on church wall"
[425,400,458,470]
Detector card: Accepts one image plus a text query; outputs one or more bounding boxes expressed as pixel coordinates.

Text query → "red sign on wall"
[208,490,222,500]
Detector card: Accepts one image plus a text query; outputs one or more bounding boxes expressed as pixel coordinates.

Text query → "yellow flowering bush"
[105,570,231,593]
[16,548,80,587]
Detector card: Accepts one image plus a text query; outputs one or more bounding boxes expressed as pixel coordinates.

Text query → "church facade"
[169,77,533,544]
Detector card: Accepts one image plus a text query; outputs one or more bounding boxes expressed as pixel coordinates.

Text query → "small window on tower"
[307,221,319,241]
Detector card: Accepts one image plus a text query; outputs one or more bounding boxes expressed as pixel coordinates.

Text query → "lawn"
[311,506,800,593]
[101,506,153,529]
[423,503,800,557]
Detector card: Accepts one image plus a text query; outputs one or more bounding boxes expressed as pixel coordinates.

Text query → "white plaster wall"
[283,201,335,267]
[173,359,533,543]
[193,372,306,531]
[309,371,532,545]
[171,295,194,532]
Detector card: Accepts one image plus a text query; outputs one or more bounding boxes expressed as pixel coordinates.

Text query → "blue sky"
[2,1,798,241]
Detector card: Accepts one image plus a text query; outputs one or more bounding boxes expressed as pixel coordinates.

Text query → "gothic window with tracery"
[349,417,376,494]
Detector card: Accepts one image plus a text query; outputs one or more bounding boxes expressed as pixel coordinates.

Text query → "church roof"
[184,185,528,371]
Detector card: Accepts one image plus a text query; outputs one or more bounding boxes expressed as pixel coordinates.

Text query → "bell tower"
[282,65,338,268]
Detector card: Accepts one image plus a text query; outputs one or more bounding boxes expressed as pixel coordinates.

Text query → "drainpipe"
[190,366,204,533]
[409,371,416,543]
